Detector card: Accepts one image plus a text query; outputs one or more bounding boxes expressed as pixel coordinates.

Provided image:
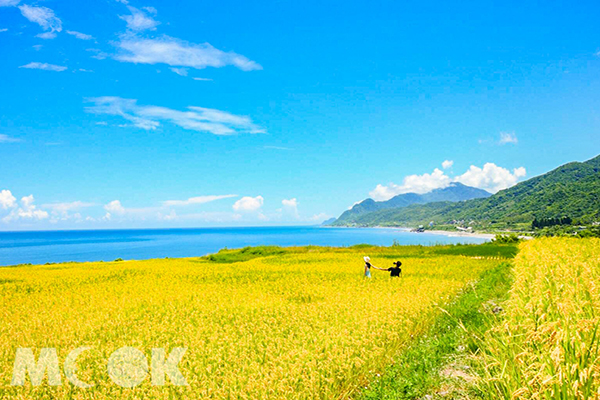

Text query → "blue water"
[0,226,488,266]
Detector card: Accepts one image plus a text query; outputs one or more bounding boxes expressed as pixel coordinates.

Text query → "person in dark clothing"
[388,261,402,277]
[373,261,402,277]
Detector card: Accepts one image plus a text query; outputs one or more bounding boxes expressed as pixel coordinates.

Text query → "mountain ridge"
[331,182,490,226]
[332,154,600,229]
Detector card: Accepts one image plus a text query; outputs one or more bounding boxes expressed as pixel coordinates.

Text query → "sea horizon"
[0,225,488,267]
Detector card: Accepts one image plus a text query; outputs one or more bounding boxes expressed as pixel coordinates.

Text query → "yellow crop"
[478,238,600,399]
[0,246,496,399]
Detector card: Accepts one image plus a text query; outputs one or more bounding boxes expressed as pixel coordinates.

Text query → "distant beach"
[419,229,496,240]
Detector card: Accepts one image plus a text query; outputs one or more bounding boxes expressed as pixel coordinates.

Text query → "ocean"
[0,226,488,266]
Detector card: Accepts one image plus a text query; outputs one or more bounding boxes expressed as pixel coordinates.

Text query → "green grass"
[201,245,288,263]
[201,242,519,264]
[359,260,513,399]
[431,242,519,258]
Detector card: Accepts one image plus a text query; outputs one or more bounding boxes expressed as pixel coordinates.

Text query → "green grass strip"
[359,260,513,399]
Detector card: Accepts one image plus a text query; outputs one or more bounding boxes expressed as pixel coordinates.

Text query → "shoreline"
[418,229,496,240]
[362,226,497,240]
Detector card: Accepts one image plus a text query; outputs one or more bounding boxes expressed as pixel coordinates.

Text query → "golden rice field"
[478,238,600,399]
[0,245,501,399]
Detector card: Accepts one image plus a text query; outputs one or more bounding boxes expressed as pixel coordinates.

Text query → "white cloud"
[442,160,454,169]
[370,168,451,201]
[2,195,49,222]
[114,35,262,71]
[309,213,332,222]
[369,161,527,201]
[142,6,157,14]
[36,32,56,39]
[0,28,8,32]
[87,48,108,60]
[0,190,17,209]
[170,67,188,76]
[162,194,237,207]
[43,201,95,213]
[85,96,265,135]
[0,0,19,7]
[104,200,126,215]
[233,196,263,212]
[19,5,62,33]
[157,210,177,221]
[44,202,92,223]
[193,77,213,81]
[513,166,526,178]
[0,134,20,143]
[66,30,94,40]
[499,131,518,145]
[258,212,269,221]
[119,6,159,31]
[20,62,67,72]
[282,198,298,208]
[455,163,526,193]
[281,198,299,219]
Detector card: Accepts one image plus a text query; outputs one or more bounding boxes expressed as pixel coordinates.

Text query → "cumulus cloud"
[18,5,62,33]
[442,160,454,169]
[281,198,299,219]
[282,198,298,208]
[0,190,17,209]
[85,96,265,135]
[233,196,263,212]
[499,131,518,145]
[0,134,20,143]
[114,35,262,71]
[119,6,159,31]
[162,194,237,207]
[20,62,67,72]
[455,163,526,193]
[104,200,126,215]
[370,168,451,201]
[2,195,49,222]
[369,161,527,201]
[66,30,94,40]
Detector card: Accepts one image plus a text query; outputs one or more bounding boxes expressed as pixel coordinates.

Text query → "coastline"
[365,225,497,240]
[331,225,536,240]
[328,225,497,239]
[364,226,497,240]
[419,229,496,240]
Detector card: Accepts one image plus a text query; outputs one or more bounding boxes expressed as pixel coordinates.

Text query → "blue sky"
[0,0,599,230]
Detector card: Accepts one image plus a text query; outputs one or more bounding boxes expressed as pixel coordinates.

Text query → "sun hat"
[364,256,370,262]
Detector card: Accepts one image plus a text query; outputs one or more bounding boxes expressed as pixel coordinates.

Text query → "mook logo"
[11,347,188,388]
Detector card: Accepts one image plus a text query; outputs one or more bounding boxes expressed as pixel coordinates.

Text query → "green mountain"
[332,154,600,229]
[331,182,490,225]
